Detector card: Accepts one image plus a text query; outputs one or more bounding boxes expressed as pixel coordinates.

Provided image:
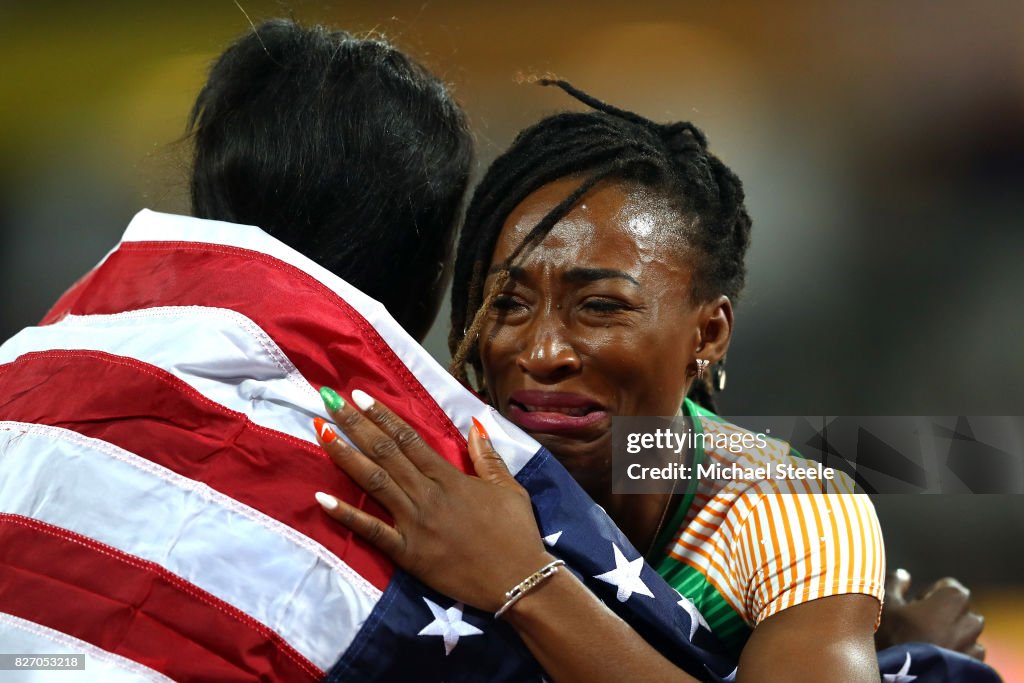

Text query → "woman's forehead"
[493,177,691,268]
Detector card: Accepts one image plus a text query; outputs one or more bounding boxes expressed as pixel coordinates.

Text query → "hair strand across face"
[449,81,752,411]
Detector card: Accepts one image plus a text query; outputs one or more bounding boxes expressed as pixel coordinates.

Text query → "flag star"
[542,531,563,547]
[676,594,710,640]
[593,543,655,602]
[417,597,483,656]
[883,652,917,682]
[703,664,737,682]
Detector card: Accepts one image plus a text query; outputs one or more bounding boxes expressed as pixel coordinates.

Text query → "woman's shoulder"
[678,402,885,628]
[684,400,862,498]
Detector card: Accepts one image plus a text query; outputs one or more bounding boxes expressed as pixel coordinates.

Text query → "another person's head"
[188,19,472,341]
[449,81,751,493]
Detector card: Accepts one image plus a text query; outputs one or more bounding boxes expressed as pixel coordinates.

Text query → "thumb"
[468,417,513,485]
[885,568,911,605]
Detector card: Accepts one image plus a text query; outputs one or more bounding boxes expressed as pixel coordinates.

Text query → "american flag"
[0,210,1000,682]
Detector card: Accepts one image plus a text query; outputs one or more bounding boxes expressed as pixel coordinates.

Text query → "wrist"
[493,553,561,616]
[500,565,584,626]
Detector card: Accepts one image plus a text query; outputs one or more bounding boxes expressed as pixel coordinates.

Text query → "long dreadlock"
[449,80,751,412]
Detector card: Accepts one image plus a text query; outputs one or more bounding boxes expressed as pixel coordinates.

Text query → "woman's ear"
[698,295,733,363]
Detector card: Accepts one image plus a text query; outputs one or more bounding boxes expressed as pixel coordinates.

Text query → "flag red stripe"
[0,350,392,590]
[0,514,322,683]
[40,241,471,471]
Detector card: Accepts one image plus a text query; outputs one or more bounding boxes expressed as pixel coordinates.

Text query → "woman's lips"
[506,391,609,435]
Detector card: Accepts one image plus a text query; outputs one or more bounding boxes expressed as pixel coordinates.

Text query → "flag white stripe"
[120,209,541,475]
[0,307,325,445]
[0,422,378,670]
[0,611,175,683]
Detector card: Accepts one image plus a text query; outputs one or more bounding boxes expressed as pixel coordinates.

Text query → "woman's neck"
[591,489,682,559]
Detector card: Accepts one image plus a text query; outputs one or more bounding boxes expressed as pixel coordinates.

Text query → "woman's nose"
[516,320,582,380]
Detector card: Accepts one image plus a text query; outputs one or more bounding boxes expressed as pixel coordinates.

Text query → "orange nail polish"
[314,417,338,443]
[471,417,489,440]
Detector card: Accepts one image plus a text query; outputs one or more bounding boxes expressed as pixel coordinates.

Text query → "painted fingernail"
[315,491,339,511]
[471,417,489,440]
[320,386,345,412]
[313,417,338,443]
[351,389,375,411]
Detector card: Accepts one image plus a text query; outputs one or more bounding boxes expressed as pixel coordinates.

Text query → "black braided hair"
[449,80,751,412]
[189,19,471,342]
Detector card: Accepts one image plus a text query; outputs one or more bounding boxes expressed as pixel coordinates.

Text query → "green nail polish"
[320,386,345,412]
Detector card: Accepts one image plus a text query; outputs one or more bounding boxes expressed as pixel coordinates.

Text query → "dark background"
[1,0,1021,663]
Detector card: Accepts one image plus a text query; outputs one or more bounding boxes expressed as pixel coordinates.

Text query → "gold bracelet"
[494,559,566,619]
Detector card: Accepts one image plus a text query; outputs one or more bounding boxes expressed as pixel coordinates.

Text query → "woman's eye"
[582,298,629,313]
[492,294,526,312]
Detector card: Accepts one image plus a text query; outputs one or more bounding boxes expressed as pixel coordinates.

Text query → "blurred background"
[1,0,1021,670]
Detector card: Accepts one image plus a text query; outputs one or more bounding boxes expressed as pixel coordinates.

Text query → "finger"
[319,386,429,491]
[954,612,985,652]
[314,417,414,517]
[346,388,458,479]
[315,491,404,558]
[468,417,514,485]
[966,643,986,662]
[885,568,911,605]
[924,577,971,615]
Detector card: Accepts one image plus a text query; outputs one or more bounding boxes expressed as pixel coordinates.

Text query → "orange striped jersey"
[650,400,886,656]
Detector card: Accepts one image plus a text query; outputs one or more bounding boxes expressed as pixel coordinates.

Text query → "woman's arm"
[500,569,883,683]
[312,388,879,682]
[737,594,880,682]
[493,569,702,682]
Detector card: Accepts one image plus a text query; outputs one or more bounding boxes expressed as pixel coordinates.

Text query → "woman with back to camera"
[311,82,976,681]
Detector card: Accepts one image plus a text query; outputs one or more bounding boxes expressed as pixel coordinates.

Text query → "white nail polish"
[351,389,375,411]
[315,491,339,510]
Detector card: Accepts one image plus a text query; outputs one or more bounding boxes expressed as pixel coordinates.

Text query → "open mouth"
[508,401,599,417]
[506,391,609,434]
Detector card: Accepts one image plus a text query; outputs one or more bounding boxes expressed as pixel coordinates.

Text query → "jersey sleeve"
[730,478,886,628]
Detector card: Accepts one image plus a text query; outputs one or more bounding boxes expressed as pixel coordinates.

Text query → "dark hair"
[448,81,751,409]
[188,19,472,340]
